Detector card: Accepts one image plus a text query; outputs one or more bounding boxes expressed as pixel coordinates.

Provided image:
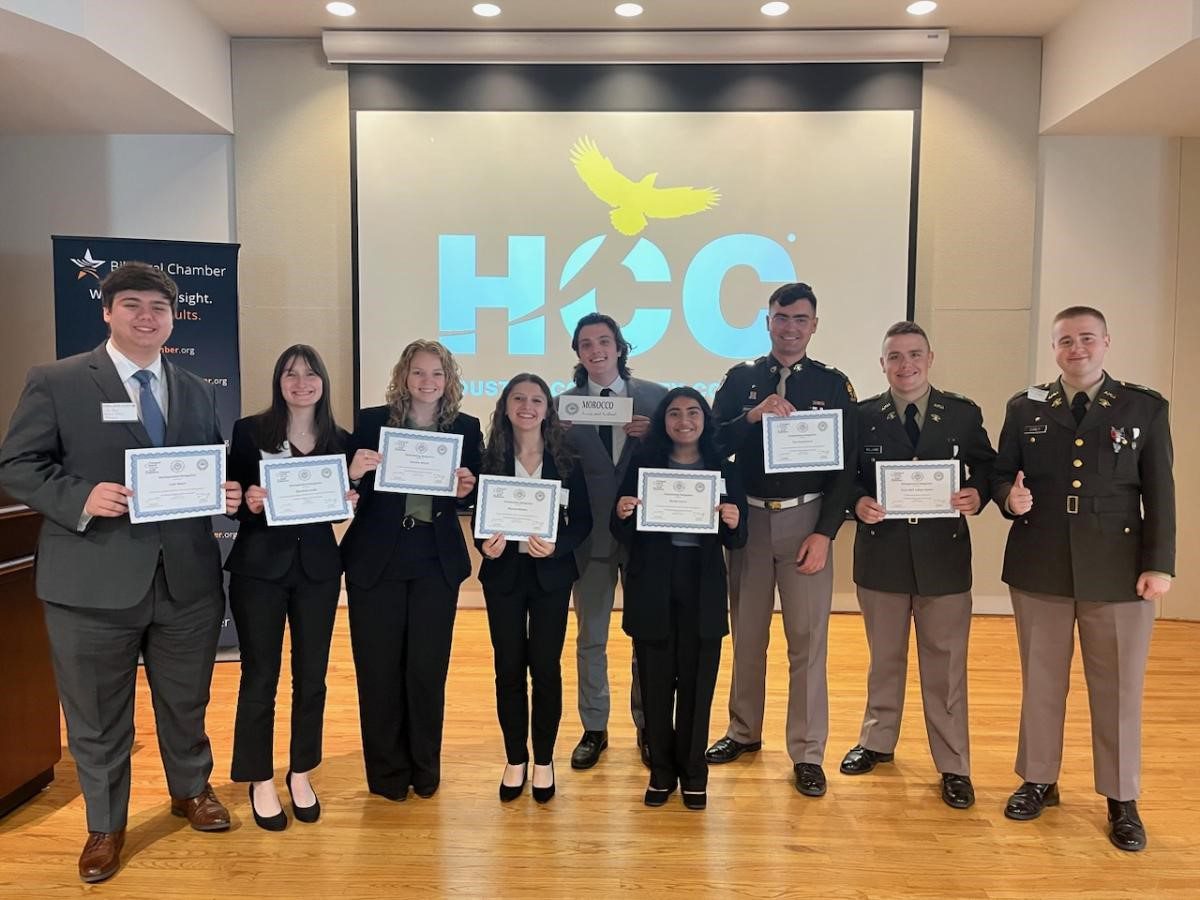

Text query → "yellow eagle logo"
[570,136,720,237]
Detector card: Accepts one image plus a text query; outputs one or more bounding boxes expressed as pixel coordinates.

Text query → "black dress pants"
[347,563,458,798]
[634,547,722,792]
[484,556,571,766]
[228,553,340,782]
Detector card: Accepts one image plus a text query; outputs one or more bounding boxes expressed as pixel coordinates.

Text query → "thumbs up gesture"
[1007,470,1033,515]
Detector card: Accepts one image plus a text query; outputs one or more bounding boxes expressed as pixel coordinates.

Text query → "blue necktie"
[132,369,166,445]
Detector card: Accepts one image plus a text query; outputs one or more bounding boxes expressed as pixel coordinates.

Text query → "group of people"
[0,264,1174,884]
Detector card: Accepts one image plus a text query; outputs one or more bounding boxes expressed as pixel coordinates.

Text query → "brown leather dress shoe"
[79,829,125,883]
[170,783,231,831]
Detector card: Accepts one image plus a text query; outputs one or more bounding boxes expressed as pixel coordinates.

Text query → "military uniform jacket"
[713,354,857,539]
[991,373,1175,603]
[850,387,996,596]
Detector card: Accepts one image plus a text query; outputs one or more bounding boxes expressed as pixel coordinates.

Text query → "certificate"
[376,427,462,496]
[558,394,634,426]
[876,460,960,519]
[763,409,843,473]
[636,468,721,534]
[260,454,352,526]
[126,445,226,524]
[473,474,560,543]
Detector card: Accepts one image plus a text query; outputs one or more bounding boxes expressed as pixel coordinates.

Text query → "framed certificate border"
[376,427,462,496]
[763,409,844,473]
[126,445,226,524]
[876,459,961,519]
[474,474,561,542]
[260,454,352,526]
[636,468,720,534]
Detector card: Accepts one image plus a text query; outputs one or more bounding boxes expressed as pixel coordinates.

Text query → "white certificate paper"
[376,427,462,496]
[260,454,352,526]
[636,468,720,534]
[876,460,960,519]
[763,409,844,473]
[126,445,226,524]
[558,394,634,425]
[473,474,560,543]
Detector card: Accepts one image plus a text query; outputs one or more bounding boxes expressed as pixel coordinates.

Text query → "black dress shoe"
[638,729,651,768]
[941,773,975,809]
[643,783,676,807]
[1107,799,1147,851]
[839,745,895,776]
[249,784,288,832]
[682,790,707,810]
[499,762,527,803]
[1004,782,1059,820]
[794,763,827,797]
[570,731,608,770]
[285,771,320,824]
[705,737,762,764]
[532,762,555,804]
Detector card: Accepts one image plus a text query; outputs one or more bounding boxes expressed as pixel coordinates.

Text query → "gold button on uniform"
[1075,438,1084,447]
[1073,459,1083,468]
[1124,527,1131,534]
[1029,437,1037,444]
[1072,480,1081,488]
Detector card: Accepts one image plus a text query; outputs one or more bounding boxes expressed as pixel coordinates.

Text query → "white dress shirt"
[514,456,543,555]
[106,339,169,424]
[587,374,626,465]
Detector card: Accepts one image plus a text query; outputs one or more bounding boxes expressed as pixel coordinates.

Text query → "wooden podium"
[0,489,60,818]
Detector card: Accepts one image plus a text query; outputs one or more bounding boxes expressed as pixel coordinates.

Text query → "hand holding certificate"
[126,445,226,524]
[635,468,721,534]
[474,474,561,543]
[763,409,844,473]
[260,454,352,526]
[876,460,960,519]
[375,427,463,497]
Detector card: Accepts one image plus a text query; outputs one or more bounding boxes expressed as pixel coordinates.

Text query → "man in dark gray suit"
[559,313,667,769]
[0,262,242,883]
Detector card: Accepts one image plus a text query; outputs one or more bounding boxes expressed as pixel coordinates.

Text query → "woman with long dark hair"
[476,374,591,803]
[612,386,747,810]
[340,340,481,802]
[226,344,354,830]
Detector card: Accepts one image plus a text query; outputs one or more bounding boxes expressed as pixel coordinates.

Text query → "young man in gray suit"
[560,313,667,769]
[0,262,242,882]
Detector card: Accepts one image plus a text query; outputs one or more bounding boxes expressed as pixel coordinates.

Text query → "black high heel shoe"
[286,771,320,824]
[249,783,288,832]
[531,762,555,804]
[499,762,528,803]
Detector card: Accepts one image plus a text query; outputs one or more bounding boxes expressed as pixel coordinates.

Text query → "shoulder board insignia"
[939,390,978,407]
[1119,381,1166,402]
[861,391,886,407]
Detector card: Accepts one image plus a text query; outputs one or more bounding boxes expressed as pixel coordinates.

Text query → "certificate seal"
[565,401,580,416]
[196,459,209,471]
[171,460,185,473]
[515,489,526,500]
[534,490,546,502]
[299,470,311,481]
[933,471,944,481]
[437,445,448,455]
[322,468,332,478]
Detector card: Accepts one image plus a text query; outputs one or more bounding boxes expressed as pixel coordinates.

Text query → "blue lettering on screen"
[438,235,546,354]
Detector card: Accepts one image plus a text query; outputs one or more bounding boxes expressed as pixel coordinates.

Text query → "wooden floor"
[2,611,1199,898]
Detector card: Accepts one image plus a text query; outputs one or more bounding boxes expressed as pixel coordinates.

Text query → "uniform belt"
[401,515,433,530]
[747,493,821,511]
[1063,495,1140,516]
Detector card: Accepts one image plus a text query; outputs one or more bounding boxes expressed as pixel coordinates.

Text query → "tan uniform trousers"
[726,499,833,765]
[856,587,972,776]
[1010,588,1155,801]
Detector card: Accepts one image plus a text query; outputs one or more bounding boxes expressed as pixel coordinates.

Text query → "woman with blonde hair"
[341,340,482,800]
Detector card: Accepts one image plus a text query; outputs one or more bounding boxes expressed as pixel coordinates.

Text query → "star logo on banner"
[70,248,106,281]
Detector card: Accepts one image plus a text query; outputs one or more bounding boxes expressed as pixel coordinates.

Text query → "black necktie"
[599,388,614,462]
[1071,391,1088,426]
[904,403,920,447]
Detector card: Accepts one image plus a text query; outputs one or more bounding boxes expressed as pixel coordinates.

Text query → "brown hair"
[100,262,178,311]
[882,320,930,348]
[1053,306,1107,331]
[481,374,575,480]
[385,339,464,430]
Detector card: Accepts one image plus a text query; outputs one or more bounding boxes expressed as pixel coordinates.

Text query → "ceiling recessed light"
[906,1,938,15]
[615,2,644,16]
[473,3,502,16]
[760,1,790,15]
[325,2,356,16]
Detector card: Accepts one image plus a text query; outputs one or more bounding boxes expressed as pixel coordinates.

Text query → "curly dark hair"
[482,374,576,479]
[641,386,724,468]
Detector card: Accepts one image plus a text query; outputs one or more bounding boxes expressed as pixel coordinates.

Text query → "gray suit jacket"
[560,376,668,562]
[0,344,226,609]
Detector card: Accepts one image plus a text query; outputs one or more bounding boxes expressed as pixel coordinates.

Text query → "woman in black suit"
[341,340,481,801]
[612,386,747,810]
[227,344,354,830]
[476,374,591,803]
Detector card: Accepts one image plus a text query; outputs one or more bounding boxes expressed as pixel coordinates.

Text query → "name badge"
[1022,425,1048,435]
[864,445,883,454]
[102,402,139,423]
[560,488,570,506]
[1026,387,1049,402]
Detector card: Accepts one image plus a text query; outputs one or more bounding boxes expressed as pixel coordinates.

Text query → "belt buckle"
[1066,495,1079,515]
[765,499,783,511]
[402,515,416,530]
[908,517,919,525]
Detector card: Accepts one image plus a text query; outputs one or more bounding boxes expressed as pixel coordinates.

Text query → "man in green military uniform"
[992,306,1174,852]
[841,321,995,809]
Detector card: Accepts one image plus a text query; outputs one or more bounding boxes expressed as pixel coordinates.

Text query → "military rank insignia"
[1111,426,1128,454]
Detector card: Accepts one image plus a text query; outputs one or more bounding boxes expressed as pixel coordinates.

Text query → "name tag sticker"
[102,402,138,422]
[865,445,883,454]
[1026,387,1049,402]
[1023,425,1048,435]
[560,488,569,506]
[719,478,727,494]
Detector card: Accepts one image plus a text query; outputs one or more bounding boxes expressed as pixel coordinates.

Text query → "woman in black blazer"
[341,340,481,801]
[612,386,747,810]
[226,344,354,830]
[475,374,591,803]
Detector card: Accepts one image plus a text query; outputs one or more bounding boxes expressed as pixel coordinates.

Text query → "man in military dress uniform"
[705,282,857,797]
[840,321,995,809]
[992,306,1174,851]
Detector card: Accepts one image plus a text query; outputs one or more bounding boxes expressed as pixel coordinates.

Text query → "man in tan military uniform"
[992,306,1174,852]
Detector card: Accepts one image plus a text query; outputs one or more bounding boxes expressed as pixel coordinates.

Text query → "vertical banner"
[51,235,242,648]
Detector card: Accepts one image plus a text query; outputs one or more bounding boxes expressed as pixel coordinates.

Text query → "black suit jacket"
[474,447,592,594]
[340,406,483,589]
[611,452,748,641]
[223,416,351,583]
[850,387,996,596]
